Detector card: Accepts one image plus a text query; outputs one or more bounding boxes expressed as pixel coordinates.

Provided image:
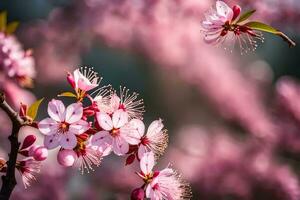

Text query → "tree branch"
[0,92,24,200]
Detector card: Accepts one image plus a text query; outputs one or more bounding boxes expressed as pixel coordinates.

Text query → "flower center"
[119,104,126,111]
[59,122,69,133]
[143,171,159,184]
[141,136,149,146]
[110,128,120,137]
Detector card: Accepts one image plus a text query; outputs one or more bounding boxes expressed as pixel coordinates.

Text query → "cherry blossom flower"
[123,119,168,159]
[201,1,264,53]
[66,67,101,100]
[73,135,102,174]
[96,87,144,119]
[136,152,191,200]
[16,158,41,188]
[38,99,90,150]
[91,110,137,156]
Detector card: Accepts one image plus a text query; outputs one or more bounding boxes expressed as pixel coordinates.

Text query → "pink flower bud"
[67,72,75,88]
[29,146,48,161]
[19,103,27,118]
[131,188,145,200]
[232,5,241,21]
[28,145,39,156]
[21,135,36,150]
[125,154,135,165]
[57,149,77,167]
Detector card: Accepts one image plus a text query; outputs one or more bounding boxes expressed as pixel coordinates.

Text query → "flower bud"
[29,146,48,161]
[57,149,77,167]
[131,188,145,200]
[21,135,36,150]
[232,5,241,21]
[19,103,27,118]
[67,72,75,88]
[125,154,135,165]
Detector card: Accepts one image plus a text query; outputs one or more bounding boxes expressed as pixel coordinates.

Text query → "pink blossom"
[72,67,100,92]
[70,134,103,174]
[91,110,136,156]
[201,1,264,53]
[137,152,191,200]
[96,87,144,119]
[202,1,233,44]
[38,99,90,149]
[123,119,168,159]
[16,158,41,188]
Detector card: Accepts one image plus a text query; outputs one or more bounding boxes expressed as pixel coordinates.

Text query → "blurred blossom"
[232,0,300,30]
[0,33,36,88]
[166,126,300,200]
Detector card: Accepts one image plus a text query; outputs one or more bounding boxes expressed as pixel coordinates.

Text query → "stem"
[0,92,24,200]
[276,32,296,47]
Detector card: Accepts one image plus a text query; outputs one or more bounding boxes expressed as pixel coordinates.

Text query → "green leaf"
[6,21,19,34]
[236,10,256,24]
[0,11,7,32]
[27,98,44,120]
[245,21,296,47]
[244,21,279,34]
[58,92,77,98]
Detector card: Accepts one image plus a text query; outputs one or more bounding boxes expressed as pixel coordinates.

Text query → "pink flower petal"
[65,103,83,124]
[91,131,112,146]
[110,94,120,111]
[138,145,149,159]
[44,134,60,149]
[140,151,155,175]
[112,137,129,156]
[38,117,59,136]
[73,69,98,91]
[120,119,145,145]
[69,119,90,135]
[146,119,164,139]
[216,1,233,20]
[96,112,113,131]
[112,110,129,128]
[47,99,65,122]
[59,133,77,149]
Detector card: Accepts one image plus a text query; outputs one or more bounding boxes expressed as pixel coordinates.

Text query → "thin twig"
[0,92,24,200]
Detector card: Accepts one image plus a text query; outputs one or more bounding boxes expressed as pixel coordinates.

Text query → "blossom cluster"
[0,12,36,88]
[35,67,191,199]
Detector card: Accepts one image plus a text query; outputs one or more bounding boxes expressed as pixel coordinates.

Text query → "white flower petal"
[140,151,155,175]
[146,119,164,139]
[120,119,144,145]
[112,110,129,128]
[47,99,65,122]
[69,119,90,135]
[138,145,149,160]
[60,133,77,150]
[112,137,129,156]
[91,131,112,146]
[96,112,113,131]
[216,1,233,20]
[38,117,59,136]
[65,103,83,124]
[44,134,60,149]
